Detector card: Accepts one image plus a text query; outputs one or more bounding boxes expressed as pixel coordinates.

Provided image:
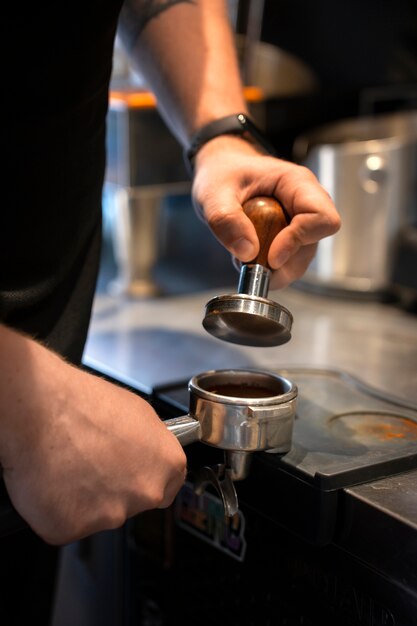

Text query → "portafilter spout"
[203,196,293,347]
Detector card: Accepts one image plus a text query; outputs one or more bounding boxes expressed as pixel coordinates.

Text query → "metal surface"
[187,368,297,453]
[203,262,293,347]
[262,368,417,489]
[238,263,271,298]
[163,414,201,446]
[192,464,238,517]
[164,368,297,516]
[158,367,417,490]
[105,78,191,298]
[235,34,318,99]
[162,369,297,453]
[106,184,176,297]
[154,365,417,544]
[294,110,417,297]
[203,292,293,347]
[84,286,417,405]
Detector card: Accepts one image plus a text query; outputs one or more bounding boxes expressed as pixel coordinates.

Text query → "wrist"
[193,133,261,170]
[184,113,277,176]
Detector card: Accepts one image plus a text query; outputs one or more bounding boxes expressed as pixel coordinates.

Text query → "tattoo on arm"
[119,0,196,51]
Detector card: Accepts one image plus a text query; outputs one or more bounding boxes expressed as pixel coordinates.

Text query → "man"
[0,0,340,623]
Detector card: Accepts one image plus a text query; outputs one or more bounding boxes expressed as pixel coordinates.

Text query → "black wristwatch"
[184,113,277,176]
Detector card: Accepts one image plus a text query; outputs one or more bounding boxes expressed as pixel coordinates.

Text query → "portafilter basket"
[202,196,293,347]
[164,368,297,516]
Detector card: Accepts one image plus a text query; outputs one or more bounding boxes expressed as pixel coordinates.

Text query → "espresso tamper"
[203,196,293,347]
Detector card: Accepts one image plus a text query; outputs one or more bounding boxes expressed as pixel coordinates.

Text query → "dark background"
[236,0,417,158]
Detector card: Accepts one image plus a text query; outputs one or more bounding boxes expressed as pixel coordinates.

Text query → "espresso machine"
[118,196,417,626]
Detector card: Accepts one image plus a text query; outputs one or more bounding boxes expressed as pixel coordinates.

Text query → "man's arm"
[118,0,341,286]
[0,324,186,544]
[118,0,248,143]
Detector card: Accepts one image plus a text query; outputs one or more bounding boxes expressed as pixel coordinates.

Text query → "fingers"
[192,143,341,283]
[199,180,339,287]
[268,164,341,264]
[266,170,340,287]
[268,210,338,268]
[4,368,188,545]
[269,243,318,289]
[193,188,260,262]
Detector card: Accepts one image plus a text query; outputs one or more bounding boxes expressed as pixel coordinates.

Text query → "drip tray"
[261,367,417,490]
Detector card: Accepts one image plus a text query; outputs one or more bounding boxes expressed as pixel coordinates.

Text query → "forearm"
[118,0,248,145]
[117,0,341,287]
[0,323,186,544]
[0,324,67,463]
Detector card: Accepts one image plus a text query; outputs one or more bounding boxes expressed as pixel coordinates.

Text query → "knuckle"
[329,211,342,232]
[102,508,127,531]
[147,487,167,510]
[38,529,65,546]
[321,210,342,235]
[206,207,235,233]
[295,164,317,181]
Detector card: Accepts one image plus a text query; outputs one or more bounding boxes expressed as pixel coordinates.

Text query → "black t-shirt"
[1,0,123,363]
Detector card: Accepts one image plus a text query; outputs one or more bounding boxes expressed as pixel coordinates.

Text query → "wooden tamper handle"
[243,197,288,268]
[202,195,293,347]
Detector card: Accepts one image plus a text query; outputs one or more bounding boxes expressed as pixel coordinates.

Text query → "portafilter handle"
[163,415,253,482]
[238,196,288,298]
[164,414,201,446]
[164,415,243,517]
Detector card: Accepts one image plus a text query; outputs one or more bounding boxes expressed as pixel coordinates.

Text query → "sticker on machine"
[175,481,247,562]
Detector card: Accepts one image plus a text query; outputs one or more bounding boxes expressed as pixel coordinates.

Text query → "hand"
[191,134,341,289]
[0,328,187,545]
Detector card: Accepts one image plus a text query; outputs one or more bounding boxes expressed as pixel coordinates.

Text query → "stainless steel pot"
[294,110,417,297]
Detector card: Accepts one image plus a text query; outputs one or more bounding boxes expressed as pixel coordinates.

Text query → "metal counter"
[84,285,417,406]
[83,284,417,540]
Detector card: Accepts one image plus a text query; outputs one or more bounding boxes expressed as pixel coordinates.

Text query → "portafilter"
[202,196,293,347]
[164,368,297,516]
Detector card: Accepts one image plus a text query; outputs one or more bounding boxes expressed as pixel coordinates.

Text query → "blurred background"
[99,0,417,308]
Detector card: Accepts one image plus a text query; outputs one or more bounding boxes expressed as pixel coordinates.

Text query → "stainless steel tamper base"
[203,293,293,347]
[202,263,293,347]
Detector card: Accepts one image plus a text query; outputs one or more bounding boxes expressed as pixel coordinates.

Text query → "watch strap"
[184,113,276,176]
